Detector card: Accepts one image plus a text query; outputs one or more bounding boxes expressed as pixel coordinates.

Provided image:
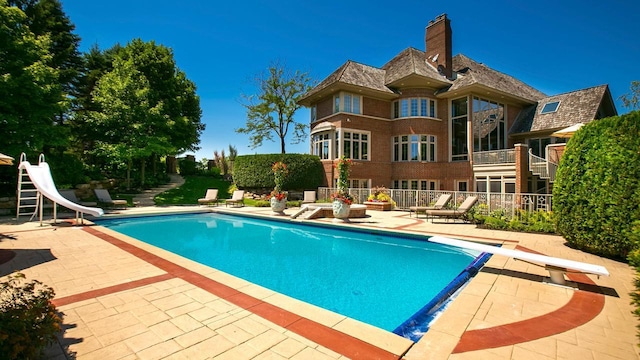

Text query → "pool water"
[97,213,480,332]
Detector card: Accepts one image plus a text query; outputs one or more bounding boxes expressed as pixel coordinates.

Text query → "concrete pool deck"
[0,205,637,359]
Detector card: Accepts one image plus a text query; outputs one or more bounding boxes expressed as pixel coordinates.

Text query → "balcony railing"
[472,149,516,165]
[529,149,558,182]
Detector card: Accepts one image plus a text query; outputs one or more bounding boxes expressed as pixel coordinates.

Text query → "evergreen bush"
[233,154,324,190]
[0,273,61,359]
[553,111,640,259]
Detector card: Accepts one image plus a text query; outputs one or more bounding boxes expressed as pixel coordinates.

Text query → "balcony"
[472,149,516,165]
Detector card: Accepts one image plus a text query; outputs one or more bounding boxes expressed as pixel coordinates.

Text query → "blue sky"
[60,0,639,160]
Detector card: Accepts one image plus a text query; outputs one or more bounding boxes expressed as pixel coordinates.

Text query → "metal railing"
[317,187,553,222]
[528,149,558,182]
[472,149,516,165]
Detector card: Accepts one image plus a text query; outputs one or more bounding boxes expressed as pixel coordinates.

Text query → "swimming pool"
[97,212,483,335]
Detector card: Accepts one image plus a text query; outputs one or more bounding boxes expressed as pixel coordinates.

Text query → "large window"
[392,180,438,190]
[473,97,505,152]
[392,134,436,162]
[310,105,317,122]
[312,132,331,160]
[334,92,361,114]
[451,97,469,161]
[340,130,369,160]
[392,98,437,119]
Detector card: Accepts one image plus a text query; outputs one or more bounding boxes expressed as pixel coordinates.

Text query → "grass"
[154,175,231,205]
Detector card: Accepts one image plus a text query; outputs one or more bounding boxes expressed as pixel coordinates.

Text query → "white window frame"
[392,134,437,162]
[311,132,332,160]
[392,97,437,119]
[333,91,362,114]
[337,129,370,161]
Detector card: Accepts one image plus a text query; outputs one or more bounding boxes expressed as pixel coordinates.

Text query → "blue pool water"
[97,213,480,332]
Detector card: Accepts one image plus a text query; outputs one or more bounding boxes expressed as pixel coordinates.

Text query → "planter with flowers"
[331,156,354,220]
[364,186,395,211]
[270,161,288,215]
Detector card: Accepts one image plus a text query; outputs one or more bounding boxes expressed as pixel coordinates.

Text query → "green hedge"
[553,111,640,259]
[233,154,324,190]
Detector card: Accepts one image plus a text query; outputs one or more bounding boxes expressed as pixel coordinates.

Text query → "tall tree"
[237,63,313,154]
[87,39,204,187]
[0,1,64,158]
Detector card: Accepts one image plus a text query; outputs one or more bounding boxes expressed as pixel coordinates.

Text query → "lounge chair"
[59,190,98,207]
[198,189,219,206]
[94,189,128,209]
[302,191,316,204]
[409,193,452,218]
[225,190,245,207]
[425,196,478,223]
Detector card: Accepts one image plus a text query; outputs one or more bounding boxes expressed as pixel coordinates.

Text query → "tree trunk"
[141,158,146,187]
[280,136,286,154]
[126,158,132,190]
[152,153,157,177]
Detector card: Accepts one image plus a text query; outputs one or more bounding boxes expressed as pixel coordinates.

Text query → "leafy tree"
[87,39,204,188]
[619,81,640,111]
[237,63,313,154]
[0,1,65,158]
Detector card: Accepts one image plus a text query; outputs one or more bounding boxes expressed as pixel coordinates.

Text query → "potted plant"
[331,156,353,220]
[270,161,288,214]
[364,186,395,211]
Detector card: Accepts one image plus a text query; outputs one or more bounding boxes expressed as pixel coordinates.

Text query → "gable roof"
[510,84,614,135]
[441,54,547,103]
[382,47,452,86]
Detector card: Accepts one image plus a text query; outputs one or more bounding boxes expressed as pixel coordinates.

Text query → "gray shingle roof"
[445,54,547,102]
[299,60,392,102]
[510,85,611,134]
[382,47,451,85]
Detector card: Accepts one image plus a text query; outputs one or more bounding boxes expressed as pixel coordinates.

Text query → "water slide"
[18,160,104,217]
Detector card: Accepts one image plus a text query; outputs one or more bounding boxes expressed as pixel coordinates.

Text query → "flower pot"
[332,200,351,220]
[270,197,287,214]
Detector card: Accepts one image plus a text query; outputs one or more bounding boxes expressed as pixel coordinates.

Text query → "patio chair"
[94,189,128,209]
[59,190,98,207]
[198,189,219,206]
[408,193,452,218]
[225,190,245,207]
[302,191,316,204]
[425,196,478,223]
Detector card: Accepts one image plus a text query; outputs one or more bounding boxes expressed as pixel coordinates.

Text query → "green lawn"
[154,176,232,205]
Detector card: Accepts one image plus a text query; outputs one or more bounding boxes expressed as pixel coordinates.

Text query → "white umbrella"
[0,153,14,166]
[551,123,584,138]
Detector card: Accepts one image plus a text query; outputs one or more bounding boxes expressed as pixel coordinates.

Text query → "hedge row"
[233,154,324,190]
[554,110,640,259]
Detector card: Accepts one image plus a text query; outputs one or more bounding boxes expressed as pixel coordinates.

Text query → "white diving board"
[429,236,609,285]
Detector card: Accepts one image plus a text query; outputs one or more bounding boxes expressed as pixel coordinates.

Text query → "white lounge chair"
[409,193,452,218]
[198,189,219,206]
[429,236,609,285]
[94,189,128,209]
[225,190,245,207]
[425,196,477,222]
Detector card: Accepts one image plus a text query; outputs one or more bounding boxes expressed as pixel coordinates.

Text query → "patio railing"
[317,187,553,222]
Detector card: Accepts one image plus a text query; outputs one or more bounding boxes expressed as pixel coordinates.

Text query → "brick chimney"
[425,14,452,79]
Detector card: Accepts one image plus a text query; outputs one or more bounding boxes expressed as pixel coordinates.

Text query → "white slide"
[19,161,104,217]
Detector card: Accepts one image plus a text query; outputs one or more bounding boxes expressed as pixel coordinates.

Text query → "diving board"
[429,236,609,285]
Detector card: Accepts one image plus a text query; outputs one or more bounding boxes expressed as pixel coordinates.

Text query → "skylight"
[540,101,560,114]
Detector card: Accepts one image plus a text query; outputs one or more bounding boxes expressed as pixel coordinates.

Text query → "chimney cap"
[427,13,449,28]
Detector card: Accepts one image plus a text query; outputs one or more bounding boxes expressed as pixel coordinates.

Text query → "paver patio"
[0,205,637,359]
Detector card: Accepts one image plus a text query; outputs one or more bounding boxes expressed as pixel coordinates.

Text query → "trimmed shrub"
[233,154,324,190]
[0,273,61,359]
[554,111,640,259]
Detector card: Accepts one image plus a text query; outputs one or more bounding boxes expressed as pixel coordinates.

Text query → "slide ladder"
[16,153,43,221]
